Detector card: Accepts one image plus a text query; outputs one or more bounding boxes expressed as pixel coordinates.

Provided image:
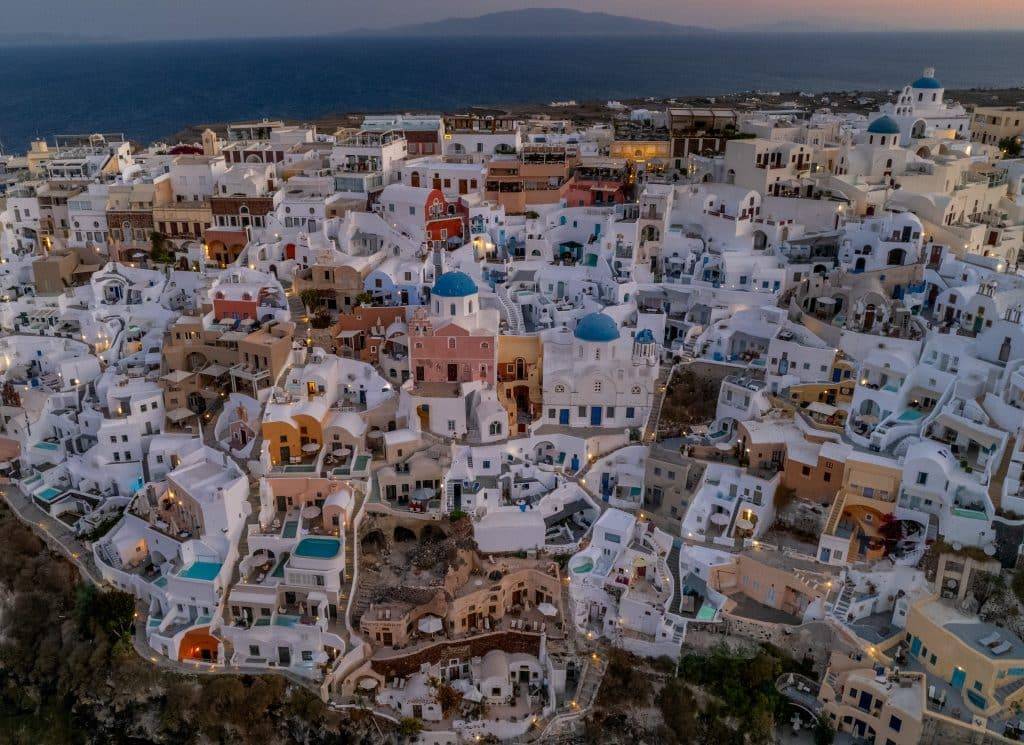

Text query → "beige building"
[905,595,1024,719]
[819,651,926,745]
[970,106,1024,147]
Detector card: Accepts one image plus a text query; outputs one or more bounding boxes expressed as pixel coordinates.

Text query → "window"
[301,650,313,662]
[916,472,928,485]
[626,406,635,418]
[249,645,260,656]
[802,466,811,477]
[593,381,602,393]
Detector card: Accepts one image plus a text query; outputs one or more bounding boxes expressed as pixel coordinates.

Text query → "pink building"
[408,271,497,385]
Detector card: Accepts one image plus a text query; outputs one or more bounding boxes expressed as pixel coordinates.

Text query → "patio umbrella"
[302,442,320,453]
[302,505,321,519]
[537,602,557,617]
[333,446,350,457]
[417,615,443,634]
[710,512,730,526]
[715,442,733,453]
[358,677,379,691]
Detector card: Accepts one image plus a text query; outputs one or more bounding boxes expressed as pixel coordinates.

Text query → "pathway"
[0,482,103,585]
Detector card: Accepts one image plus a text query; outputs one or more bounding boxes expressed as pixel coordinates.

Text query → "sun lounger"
[978,631,1001,647]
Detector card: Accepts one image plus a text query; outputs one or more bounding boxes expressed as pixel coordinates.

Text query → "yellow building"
[818,451,902,567]
[905,595,1024,718]
[496,335,542,435]
[609,138,671,177]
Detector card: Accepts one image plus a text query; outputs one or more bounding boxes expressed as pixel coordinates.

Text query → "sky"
[2,0,1021,40]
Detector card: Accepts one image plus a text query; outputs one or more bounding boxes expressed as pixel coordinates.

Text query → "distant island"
[357,8,715,37]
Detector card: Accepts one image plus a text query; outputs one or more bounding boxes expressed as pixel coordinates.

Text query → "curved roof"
[911,76,943,89]
[433,270,477,297]
[574,312,620,342]
[635,329,655,344]
[867,115,901,135]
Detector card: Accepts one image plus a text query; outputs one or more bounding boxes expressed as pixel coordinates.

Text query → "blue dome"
[433,271,477,297]
[635,329,655,344]
[911,76,943,89]
[574,313,620,343]
[867,116,901,135]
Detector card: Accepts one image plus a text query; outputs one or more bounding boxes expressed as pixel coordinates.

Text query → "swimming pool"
[282,520,298,539]
[36,487,62,503]
[571,557,594,574]
[34,441,59,451]
[294,537,341,559]
[178,561,223,581]
[898,409,924,422]
[696,604,718,622]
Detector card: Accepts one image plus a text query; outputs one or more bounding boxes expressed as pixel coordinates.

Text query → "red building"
[424,188,468,250]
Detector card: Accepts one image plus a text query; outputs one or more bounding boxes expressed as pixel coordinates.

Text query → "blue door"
[590,406,602,426]
[559,409,569,425]
[910,637,922,657]
[951,668,966,689]
[832,367,842,383]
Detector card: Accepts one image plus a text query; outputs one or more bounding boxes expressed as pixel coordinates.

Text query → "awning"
[807,402,838,416]
[418,615,443,634]
[200,364,228,377]
[161,370,194,384]
[73,263,102,274]
[167,407,197,422]
[337,329,361,339]
[219,331,248,342]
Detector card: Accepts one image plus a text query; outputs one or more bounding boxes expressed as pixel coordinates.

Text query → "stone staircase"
[496,284,525,335]
[989,434,1016,514]
[667,540,683,614]
[829,578,855,623]
[642,364,675,442]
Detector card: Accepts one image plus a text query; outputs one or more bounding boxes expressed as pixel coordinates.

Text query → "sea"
[2,31,1024,152]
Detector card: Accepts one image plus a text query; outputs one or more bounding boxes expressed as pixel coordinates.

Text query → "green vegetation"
[1000,136,1023,158]
[1012,567,1024,604]
[298,288,324,313]
[813,712,836,745]
[149,231,175,264]
[79,514,121,543]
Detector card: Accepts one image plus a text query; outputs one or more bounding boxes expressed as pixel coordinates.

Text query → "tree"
[657,679,698,744]
[813,712,836,745]
[999,136,1023,158]
[298,288,323,313]
[971,571,1006,611]
[398,717,424,738]
[1013,568,1024,604]
[150,231,174,263]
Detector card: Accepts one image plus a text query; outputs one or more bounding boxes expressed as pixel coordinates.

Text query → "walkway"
[0,482,103,585]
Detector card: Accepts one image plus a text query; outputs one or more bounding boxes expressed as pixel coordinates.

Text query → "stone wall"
[369,631,541,679]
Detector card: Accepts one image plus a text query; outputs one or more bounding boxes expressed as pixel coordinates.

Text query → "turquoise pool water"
[353,455,370,471]
[178,561,222,581]
[696,604,717,622]
[36,487,62,502]
[282,520,298,539]
[294,537,341,559]
[898,409,923,422]
[274,614,300,627]
[34,441,59,451]
[572,558,594,574]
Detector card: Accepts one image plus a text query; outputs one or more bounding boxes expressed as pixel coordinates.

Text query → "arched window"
[489,421,502,436]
